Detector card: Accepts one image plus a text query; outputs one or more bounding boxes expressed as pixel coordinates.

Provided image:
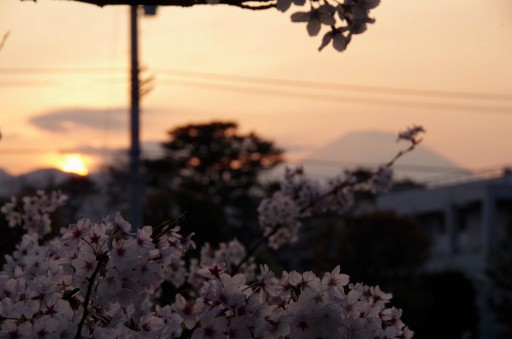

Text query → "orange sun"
[59,154,89,176]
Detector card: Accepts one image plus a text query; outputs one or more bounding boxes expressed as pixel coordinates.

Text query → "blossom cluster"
[258,167,361,249]
[179,239,257,294]
[0,127,422,338]
[276,0,380,51]
[173,264,413,339]
[0,190,67,235]
[0,213,194,338]
[257,126,424,249]
[397,125,426,144]
[257,165,389,249]
[0,209,412,338]
[258,166,393,249]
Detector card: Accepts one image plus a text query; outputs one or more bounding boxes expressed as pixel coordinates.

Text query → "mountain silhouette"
[0,168,73,198]
[281,131,470,183]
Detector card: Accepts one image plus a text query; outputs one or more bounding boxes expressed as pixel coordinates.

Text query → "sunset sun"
[59,154,89,176]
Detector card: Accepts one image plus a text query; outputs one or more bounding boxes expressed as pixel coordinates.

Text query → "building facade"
[377,170,512,338]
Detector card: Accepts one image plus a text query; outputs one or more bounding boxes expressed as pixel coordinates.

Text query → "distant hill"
[0,131,472,198]
[0,168,73,198]
[272,131,470,183]
[19,168,72,188]
[0,169,12,180]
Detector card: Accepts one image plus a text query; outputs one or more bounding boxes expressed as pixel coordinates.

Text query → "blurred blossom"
[0,128,418,338]
[398,125,426,143]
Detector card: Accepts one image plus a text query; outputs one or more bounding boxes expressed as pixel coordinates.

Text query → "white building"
[377,170,512,338]
[378,170,512,275]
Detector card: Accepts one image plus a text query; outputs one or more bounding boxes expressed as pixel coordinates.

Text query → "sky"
[1,0,512,181]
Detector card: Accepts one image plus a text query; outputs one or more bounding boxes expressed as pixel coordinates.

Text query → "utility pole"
[129,5,142,230]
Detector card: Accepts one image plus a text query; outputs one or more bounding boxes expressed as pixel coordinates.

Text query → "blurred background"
[1,0,512,338]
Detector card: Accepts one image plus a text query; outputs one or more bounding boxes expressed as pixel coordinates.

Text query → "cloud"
[30,107,129,132]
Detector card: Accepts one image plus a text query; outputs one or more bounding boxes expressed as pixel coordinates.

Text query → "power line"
[156,68,512,103]
[0,80,58,87]
[160,78,512,115]
[297,158,470,174]
[0,149,55,154]
[0,67,126,74]
[4,66,512,113]
[2,66,511,103]
[0,77,126,89]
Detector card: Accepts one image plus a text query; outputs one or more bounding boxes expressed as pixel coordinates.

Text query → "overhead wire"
[0,67,126,74]
[155,68,512,103]
[2,66,512,177]
[297,158,469,174]
[0,77,126,91]
[0,80,58,87]
[159,78,512,115]
[2,66,512,103]
[2,66,512,113]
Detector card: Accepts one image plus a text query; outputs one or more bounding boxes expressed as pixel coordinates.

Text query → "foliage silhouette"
[301,211,477,338]
[398,271,478,339]
[335,211,431,285]
[143,121,282,246]
[486,246,512,337]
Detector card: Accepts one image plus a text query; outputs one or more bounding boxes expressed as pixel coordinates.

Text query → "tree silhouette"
[304,211,477,338]
[329,211,431,284]
[26,0,380,52]
[143,121,283,245]
[402,271,478,339]
[486,246,512,337]
[148,122,281,199]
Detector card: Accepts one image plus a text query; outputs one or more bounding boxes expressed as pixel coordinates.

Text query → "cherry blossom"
[369,165,394,193]
[275,0,305,12]
[398,125,426,143]
[0,127,422,338]
[1,190,67,236]
[291,4,336,37]
[319,27,349,51]
[255,126,423,250]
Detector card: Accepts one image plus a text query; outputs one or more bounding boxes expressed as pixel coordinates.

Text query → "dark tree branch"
[74,253,109,339]
[23,0,276,10]
[232,138,422,274]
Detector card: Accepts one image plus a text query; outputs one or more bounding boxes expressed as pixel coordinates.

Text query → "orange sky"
[1,0,512,179]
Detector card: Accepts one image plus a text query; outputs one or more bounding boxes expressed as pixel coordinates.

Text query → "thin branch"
[74,253,109,339]
[239,1,275,9]
[386,139,421,168]
[232,139,422,274]
[24,0,276,10]
[232,225,279,273]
